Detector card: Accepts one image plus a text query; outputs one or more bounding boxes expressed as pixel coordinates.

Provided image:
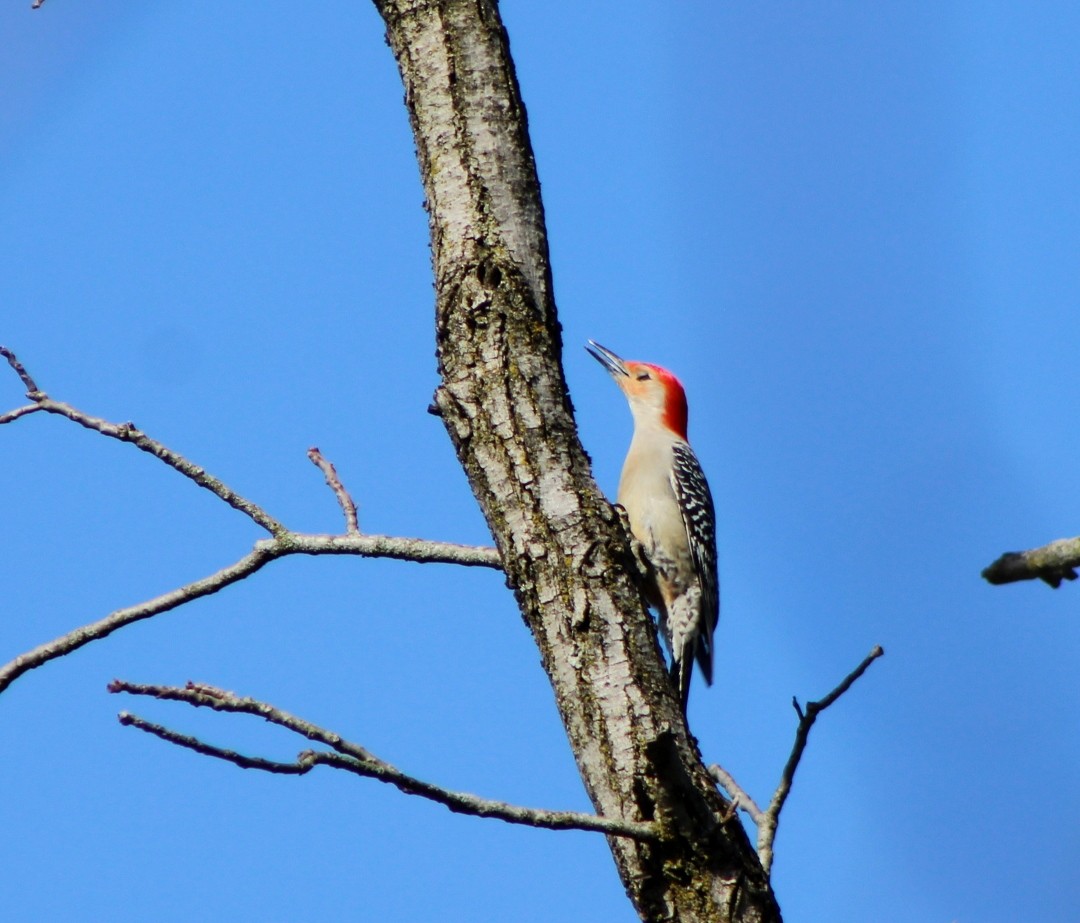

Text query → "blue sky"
[3,3,1080,921]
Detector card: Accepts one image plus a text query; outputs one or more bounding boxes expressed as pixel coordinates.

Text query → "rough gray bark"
[372,1,781,919]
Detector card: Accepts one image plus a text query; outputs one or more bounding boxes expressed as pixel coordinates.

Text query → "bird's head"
[586,340,688,440]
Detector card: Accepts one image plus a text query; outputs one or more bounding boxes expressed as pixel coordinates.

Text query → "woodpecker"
[586,340,719,710]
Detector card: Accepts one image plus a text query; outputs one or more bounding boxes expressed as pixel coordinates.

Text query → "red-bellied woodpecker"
[586,340,719,710]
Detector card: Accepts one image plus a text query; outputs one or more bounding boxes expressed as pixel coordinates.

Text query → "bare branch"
[0,546,276,696]
[982,537,1080,588]
[708,764,763,824]
[39,397,286,534]
[1,532,499,698]
[307,446,360,534]
[118,712,308,774]
[267,531,500,567]
[707,647,884,878]
[0,346,40,393]
[0,404,42,425]
[112,680,659,841]
[802,645,884,714]
[110,679,385,765]
[755,645,885,876]
[1,348,284,535]
[309,750,658,837]
[1,346,502,699]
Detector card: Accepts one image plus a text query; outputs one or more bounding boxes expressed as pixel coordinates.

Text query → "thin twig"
[0,346,40,392]
[708,764,763,824]
[802,645,883,713]
[982,537,1080,588]
[718,795,741,826]
[118,712,308,774]
[1,348,283,535]
[0,532,500,698]
[112,681,659,841]
[110,679,385,765]
[33,396,286,535]
[0,546,276,696]
[755,645,884,876]
[0,404,42,425]
[307,446,360,533]
[307,750,656,836]
[707,646,884,877]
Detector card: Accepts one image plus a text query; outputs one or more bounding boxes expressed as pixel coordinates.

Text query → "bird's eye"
[636,371,651,381]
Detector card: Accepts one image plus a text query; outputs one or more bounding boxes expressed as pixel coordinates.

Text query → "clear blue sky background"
[3,3,1079,921]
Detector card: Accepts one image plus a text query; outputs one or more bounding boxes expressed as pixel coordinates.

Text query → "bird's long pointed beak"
[586,340,629,378]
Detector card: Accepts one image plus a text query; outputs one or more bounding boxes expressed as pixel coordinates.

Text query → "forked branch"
[0,348,500,698]
[110,680,659,841]
[710,645,884,876]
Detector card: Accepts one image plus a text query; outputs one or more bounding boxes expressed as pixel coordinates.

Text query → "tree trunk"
[372,2,781,919]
